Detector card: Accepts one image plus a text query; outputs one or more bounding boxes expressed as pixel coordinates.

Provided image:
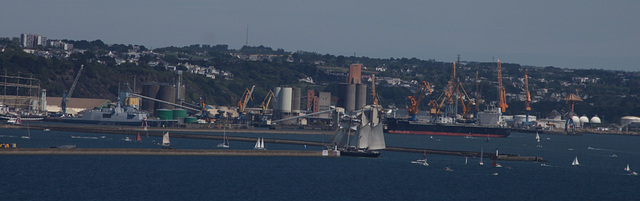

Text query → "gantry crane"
[497,60,508,113]
[407,81,431,121]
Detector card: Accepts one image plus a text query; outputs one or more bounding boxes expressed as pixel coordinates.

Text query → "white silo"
[279,87,293,113]
[274,87,281,111]
[590,115,601,124]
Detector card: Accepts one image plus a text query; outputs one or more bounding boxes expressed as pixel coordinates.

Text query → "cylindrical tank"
[344,84,356,112]
[579,115,589,123]
[157,85,176,109]
[355,84,367,110]
[279,87,292,113]
[156,109,174,120]
[184,117,198,123]
[274,87,281,111]
[173,109,187,119]
[142,84,160,113]
[591,116,602,124]
[621,116,640,126]
[292,87,301,113]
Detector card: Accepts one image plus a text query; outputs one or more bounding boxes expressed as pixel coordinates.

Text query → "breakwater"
[0,148,338,157]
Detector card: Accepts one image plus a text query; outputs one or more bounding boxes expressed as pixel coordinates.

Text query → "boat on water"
[0,112,47,122]
[254,137,265,150]
[384,117,510,138]
[572,156,580,166]
[161,132,171,148]
[62,102,148,126]
[411,151,429,166]
[333,121,386,158]
[135,133,142,142]
[217,129,230,148]
[625,164,631,172]
[479,148,484,166]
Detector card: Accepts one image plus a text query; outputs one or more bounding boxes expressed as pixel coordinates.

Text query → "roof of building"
[46,97,110,109]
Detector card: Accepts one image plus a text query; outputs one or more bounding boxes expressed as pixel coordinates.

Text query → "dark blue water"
[1,127,639,200]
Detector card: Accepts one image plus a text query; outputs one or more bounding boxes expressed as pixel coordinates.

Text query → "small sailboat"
[571,156,580,166]
[535,132,540,143]
[254,137,265,150]
[624,164,631,172]
[135,133,142,142]
[161,132,171,148]
[479,147,484,166]
[217,129,230,148]
[21,125,31,139]
[465,156,468,165]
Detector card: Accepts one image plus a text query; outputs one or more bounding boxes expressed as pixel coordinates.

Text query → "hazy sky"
[2,0,639,71]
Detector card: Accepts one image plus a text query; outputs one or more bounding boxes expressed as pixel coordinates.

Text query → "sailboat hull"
[340,150,381,158]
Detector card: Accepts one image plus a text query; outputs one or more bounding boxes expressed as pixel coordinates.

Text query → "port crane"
[497,60,508,113]
[61,64,84,116]
[237,85,255,118]
[260,90,276,115]
[523,69,532,127]
[407,81,431,121]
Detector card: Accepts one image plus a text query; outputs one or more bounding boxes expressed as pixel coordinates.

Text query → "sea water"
[1,127,639,200]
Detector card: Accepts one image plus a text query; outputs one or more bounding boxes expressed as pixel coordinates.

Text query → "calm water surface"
[1,126,639,200]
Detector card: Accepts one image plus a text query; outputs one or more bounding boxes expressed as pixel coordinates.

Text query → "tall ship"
[384,60,511,138]
[331,105,386,157]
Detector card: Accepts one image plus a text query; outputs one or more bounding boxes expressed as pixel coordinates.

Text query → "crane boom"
[237,85,255,113]
[497,60,508,113]
[66,64,84,102]
[407,81,431,121]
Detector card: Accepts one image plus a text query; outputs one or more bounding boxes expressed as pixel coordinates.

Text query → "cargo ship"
[384,118,511,138]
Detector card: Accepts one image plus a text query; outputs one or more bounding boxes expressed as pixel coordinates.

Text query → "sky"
[2,0,639,71]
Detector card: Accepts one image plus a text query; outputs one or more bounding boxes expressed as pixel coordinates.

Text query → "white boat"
[161,132,171,148]
[465,156,468,165]
[411,150,429,166]
[624,164,631,172]
[21,126,31,139]
[479,147,484,166]
[630,171,638,176]
[122,136,132,142]
[217,129,230,148]
[254,137,265,150]
[571,156,580,166]
[535,132,540,143]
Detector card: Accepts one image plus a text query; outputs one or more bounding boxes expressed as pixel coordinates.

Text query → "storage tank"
[173,109,187,120]
[590,115,602,124]
[292,87,301,113]
[579,115,589,123]
[318,92,331,118]
[355,84,367,111]
[184,117,198,123]
[571,116,580,124]
[621,116,640,126]
[343,84,356,112]
[279,87,292,113]
[142,84,160,113]
[157,85,176,109]
[156,109,174,120]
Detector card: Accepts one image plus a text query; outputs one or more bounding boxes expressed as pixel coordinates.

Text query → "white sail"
[254,138,261,149]
[572,156,580,166]
[368,123,386,150]
[535,132,540,143]
[260,138,265,149]
[162,132,170,146]
[357,124,372,149]
[479,148,484,166]
[625,164,631,172]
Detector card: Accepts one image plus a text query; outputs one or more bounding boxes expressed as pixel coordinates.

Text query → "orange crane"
[407,81,431,121]
[237,85,255,114]
[524,69,532,126]
[497,60,508,113]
